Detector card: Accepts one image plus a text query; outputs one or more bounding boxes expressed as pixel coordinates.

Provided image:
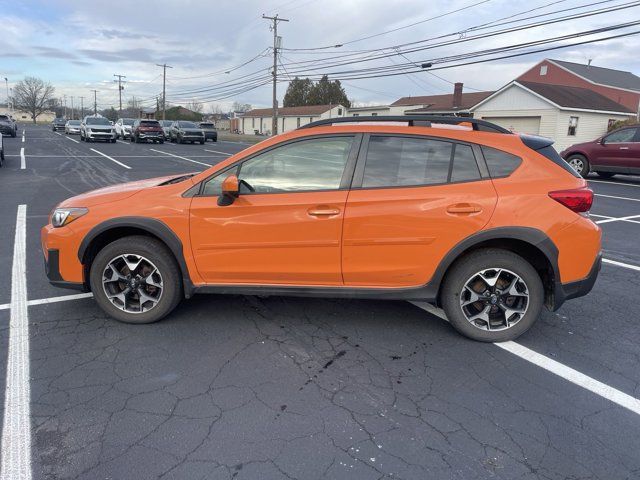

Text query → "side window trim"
[351,133,487,190]
[193,133,361,197]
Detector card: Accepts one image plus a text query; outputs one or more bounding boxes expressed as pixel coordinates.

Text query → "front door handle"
[308,207,341,217]
[620,147,630,150]
[446,203,482,214]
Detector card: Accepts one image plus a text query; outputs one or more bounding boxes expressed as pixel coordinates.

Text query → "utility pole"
[114,74,126,115]
[70,96,74,120]
[63,94,67,118]
[262,13,288,136]
[156,63,172,120]
[79,96,84,119]
[91,90,98,116]
[3,77,9,113]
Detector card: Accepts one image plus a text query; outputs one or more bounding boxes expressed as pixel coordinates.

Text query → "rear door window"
[362,136,452,188]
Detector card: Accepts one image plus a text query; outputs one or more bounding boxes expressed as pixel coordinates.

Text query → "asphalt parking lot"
[1,124,640,479]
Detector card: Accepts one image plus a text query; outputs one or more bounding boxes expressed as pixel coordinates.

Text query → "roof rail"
[297,115,512,134]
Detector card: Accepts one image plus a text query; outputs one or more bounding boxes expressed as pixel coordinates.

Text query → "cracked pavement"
[1,125,639,479]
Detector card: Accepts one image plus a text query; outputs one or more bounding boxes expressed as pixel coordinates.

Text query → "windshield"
[54,118,66,123]
[160,120,173,126]
[200,123,215,128]
[0,115,9,121]
[122,118,135,125]
[140,121,160,126]
[178,121,198,128]
[86,117,111,125]
[68,120,81,125]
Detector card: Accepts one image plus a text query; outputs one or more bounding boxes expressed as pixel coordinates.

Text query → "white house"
[0,105,56,123]
[239,104,347,135]
[472,81,635,150]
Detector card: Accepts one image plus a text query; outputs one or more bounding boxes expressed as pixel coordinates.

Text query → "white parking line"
[595,214,640,224]
[89,148,131,169]
[590,214,640,225]
[411,301,640,417]
[203,149,232,156]
[595,193,640,203]
[149,148,212,167]
[0,292,94,311]
[589,179,640,188]
[21,133,24,143]
[54,132,61,136]
[116,140,129,145]
[20,148,25,170]
[1,205,32,480]
[66,136,79,144]
[603,258,640,272]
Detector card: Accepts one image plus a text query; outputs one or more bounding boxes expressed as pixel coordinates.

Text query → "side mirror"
[218,174,239,206]
[598,137,606,145]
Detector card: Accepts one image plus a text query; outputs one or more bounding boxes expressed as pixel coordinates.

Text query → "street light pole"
[91,90,98,116]
[70,96,74,120]
[4,77,9,113]
[79,96,84,119]
[263,14,288,136]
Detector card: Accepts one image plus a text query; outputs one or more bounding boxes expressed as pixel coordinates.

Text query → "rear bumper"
[204,132,217,140]
[553,251,601,310]
[44,249,87,291]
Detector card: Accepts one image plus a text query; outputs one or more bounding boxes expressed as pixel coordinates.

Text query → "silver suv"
[80,116,116,143]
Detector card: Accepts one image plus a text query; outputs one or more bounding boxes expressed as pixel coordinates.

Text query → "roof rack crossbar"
[297,115,512,134]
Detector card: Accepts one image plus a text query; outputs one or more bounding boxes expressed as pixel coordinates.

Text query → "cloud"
[33,46,77,59]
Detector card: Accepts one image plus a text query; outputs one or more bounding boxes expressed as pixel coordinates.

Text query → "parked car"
[159,120,173,139]
[52,117,67,132]
[560,124,640,178]
[65,120,81,135]
[170,121,205,144]
[115,118,135,139]
[0,114,17,137]
[80,116,116,143]
[199,122,218,142]
[41,116,601,342]
[131,119,165,144]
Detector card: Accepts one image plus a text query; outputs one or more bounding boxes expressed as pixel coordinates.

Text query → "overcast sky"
[1,0,639,112]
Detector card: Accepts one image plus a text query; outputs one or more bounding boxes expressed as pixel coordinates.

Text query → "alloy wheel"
[459,268,529,331]
[102,254,164,313]
[568,157,584,174]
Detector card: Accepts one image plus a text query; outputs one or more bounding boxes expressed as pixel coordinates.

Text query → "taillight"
[548,188,593,213]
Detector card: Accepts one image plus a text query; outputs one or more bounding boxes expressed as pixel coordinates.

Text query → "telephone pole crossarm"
[262,14,289,136]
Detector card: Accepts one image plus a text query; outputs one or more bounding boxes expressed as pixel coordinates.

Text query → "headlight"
[51,207,88,228]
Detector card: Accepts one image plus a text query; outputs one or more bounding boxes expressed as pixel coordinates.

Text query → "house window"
[353,113,359,117]
[540,65,548,76]
[297,117,301,128]
[568,116,579,136]
[338,108,343,115]
[371,113,378,116]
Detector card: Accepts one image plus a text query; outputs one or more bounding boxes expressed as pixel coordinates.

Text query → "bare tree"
[13,76,56,123]
[186,100,203,114]
[232,101,252,113]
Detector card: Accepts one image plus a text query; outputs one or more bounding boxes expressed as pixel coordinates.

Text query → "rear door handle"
[308,207,341,217]
[446,203,482,214]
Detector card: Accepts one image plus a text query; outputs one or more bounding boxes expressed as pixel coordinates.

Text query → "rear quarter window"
[481,146,522,178]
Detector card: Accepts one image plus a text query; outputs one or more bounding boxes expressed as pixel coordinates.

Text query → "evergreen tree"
[283,77,313,107]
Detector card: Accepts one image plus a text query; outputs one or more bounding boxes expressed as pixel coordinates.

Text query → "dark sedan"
[198,122,218,142]
[0,114,17,137]
[170,121,205,144]
[51,117,67,132]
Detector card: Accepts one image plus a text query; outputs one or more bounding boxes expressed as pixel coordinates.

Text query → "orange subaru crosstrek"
[42,116,601,342]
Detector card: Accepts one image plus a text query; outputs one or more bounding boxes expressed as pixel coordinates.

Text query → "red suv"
[560,124,640,178]
[131,119,165,144]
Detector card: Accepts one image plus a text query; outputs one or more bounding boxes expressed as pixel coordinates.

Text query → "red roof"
[242,104,340,117]
[391,91,494,111]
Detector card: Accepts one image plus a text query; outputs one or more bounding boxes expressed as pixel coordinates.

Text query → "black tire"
[89,236,183,324]
[159,139,164,144]
[440,248,544,342]
[199,140,205,145]
[596,171,616,179]
[566,154,589,178]
[111,138,116,143]
[0,149,4,167]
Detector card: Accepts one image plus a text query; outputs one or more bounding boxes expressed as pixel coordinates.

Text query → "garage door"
[481,116,541,135]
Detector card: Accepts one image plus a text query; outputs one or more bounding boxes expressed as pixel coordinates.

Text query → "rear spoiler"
[519,134,554,150]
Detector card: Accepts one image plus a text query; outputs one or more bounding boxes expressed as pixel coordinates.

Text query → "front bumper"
[67,128,80,134]
[86,131,116,140]
[138,132,164,139]
[204,132,217,140]
[553,251,602,310]
[0,125,15,135]
[44,249,86,291]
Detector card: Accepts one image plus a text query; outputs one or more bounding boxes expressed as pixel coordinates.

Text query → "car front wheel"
[566,154,589,177]
[441,248,543,342]
[89,236,183,324]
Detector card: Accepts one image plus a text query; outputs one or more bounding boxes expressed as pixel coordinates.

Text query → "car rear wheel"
[441,248,543,342]
[90,236,183,324]
[566,154,589,177]
[596,171,616,179]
